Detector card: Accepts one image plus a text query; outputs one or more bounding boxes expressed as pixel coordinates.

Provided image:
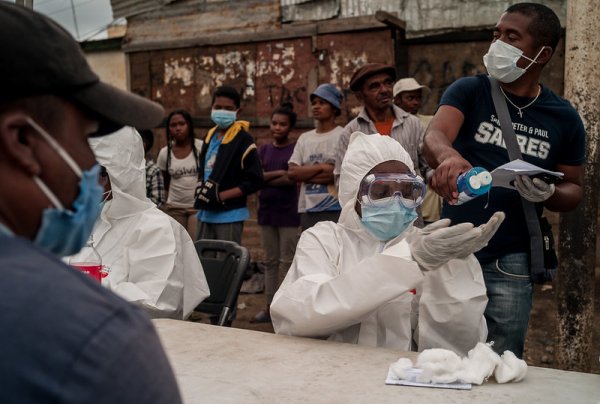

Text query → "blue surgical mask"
[27,118,103,257]
[211,109,237,129]
[361,202,418,241]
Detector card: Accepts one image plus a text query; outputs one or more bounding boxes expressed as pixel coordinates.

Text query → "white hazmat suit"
[271,132,490,355]
[70,127,210,319]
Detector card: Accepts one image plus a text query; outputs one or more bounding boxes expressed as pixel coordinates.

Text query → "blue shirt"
[0,235,182,403]
[197,133,249,223]
[439,74,585,262]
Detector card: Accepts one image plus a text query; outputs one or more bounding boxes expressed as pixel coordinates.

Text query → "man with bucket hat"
[0,3,181,402]
[289,83,345,229]
[393,77,432,121]
[334,63,428,226]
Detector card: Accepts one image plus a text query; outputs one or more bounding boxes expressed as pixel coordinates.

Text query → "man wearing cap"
[393,77,433,127]
[334,64,428,215]
[0,3,181,402]
[289,83,345,229]
[393,77,442,224]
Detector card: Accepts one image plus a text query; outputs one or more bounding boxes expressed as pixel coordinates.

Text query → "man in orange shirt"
[334,64,427,206]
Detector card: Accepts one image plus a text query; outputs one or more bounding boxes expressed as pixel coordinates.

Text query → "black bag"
[534,217,558,283]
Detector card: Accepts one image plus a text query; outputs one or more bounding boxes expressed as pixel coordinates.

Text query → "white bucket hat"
[393,77,431,98]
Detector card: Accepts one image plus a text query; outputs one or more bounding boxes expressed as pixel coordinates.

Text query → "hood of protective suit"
[338,132,415,209]
[90,126,154,218]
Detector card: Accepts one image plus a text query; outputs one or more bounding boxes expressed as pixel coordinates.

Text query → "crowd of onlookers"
[146,66,438,324]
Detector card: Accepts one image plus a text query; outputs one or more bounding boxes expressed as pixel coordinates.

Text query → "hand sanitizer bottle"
[456,167,492,205]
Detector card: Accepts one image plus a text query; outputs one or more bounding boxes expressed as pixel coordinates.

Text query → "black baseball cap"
[0,2,164,135]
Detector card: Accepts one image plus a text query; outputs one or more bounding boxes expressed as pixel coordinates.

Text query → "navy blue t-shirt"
[439,74,585,263]
[0,235,182,404]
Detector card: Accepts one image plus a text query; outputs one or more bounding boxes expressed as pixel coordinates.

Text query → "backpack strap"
[488,76,545,282]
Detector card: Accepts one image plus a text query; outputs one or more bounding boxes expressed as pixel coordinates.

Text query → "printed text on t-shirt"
[474,114,550,160]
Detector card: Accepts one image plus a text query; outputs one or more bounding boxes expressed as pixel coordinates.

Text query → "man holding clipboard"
[422,3,585,358]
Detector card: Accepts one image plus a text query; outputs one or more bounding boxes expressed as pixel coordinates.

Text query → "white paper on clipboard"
[491,159,563,189]
[385,367,472,390]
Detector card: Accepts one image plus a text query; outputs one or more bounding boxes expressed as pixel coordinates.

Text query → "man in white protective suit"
[70,127,210,319]
[271,132,505,355]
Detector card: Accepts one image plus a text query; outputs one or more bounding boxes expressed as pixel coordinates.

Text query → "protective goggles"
[357,173,426,208]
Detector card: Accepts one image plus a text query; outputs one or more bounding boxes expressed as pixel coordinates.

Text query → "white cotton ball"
[494,350,528,383]
[390,357,414,380]
[415,348,462,384]
[458,342,502,385]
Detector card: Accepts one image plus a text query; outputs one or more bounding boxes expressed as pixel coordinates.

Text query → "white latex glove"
[457,211,506,259]
[514,175,555,202]
[389,343,527,386]
[408,212,505,271]
[458,342,502,385]
[415,349,463,384]
[494,350,527,383]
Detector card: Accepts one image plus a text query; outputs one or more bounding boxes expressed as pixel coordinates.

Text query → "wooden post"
[557,0,600,372]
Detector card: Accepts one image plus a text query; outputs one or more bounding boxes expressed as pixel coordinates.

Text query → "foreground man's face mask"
[483,39,545,83]
[358,173,425,241]
[27,117,103,257]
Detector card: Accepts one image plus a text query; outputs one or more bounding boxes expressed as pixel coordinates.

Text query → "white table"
[154,319,600,404]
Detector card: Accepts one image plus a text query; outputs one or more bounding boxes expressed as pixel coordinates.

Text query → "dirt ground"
[191,271,600,374]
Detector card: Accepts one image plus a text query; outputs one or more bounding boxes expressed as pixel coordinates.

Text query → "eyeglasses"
[358,173,425,208]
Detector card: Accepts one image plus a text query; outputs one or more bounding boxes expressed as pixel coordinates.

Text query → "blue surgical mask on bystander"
[211,109,237,129]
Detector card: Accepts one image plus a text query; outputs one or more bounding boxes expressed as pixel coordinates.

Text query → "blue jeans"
[481,252,533,358]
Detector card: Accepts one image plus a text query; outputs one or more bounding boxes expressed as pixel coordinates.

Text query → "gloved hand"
[407,212,505,271]
[194,179,222,209]
[457,211,506,259]
[514,175,555,202]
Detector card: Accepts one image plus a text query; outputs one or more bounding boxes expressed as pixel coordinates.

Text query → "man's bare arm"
[544,164,583,212]
[423,105,471,203]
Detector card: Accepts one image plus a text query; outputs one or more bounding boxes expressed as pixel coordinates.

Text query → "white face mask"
[483,40,545,83]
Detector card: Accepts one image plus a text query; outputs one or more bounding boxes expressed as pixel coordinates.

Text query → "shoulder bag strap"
[488,76,545,280]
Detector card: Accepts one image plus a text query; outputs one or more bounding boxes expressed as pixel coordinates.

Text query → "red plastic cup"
[71,262,103,282]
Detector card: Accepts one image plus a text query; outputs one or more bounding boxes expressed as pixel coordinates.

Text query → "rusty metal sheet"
[340,0,400,18]
[315,29,394,122]
[130,28,394,128]
[281,0,339,22]
[111,0,176,19]
[124,0,280,49]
